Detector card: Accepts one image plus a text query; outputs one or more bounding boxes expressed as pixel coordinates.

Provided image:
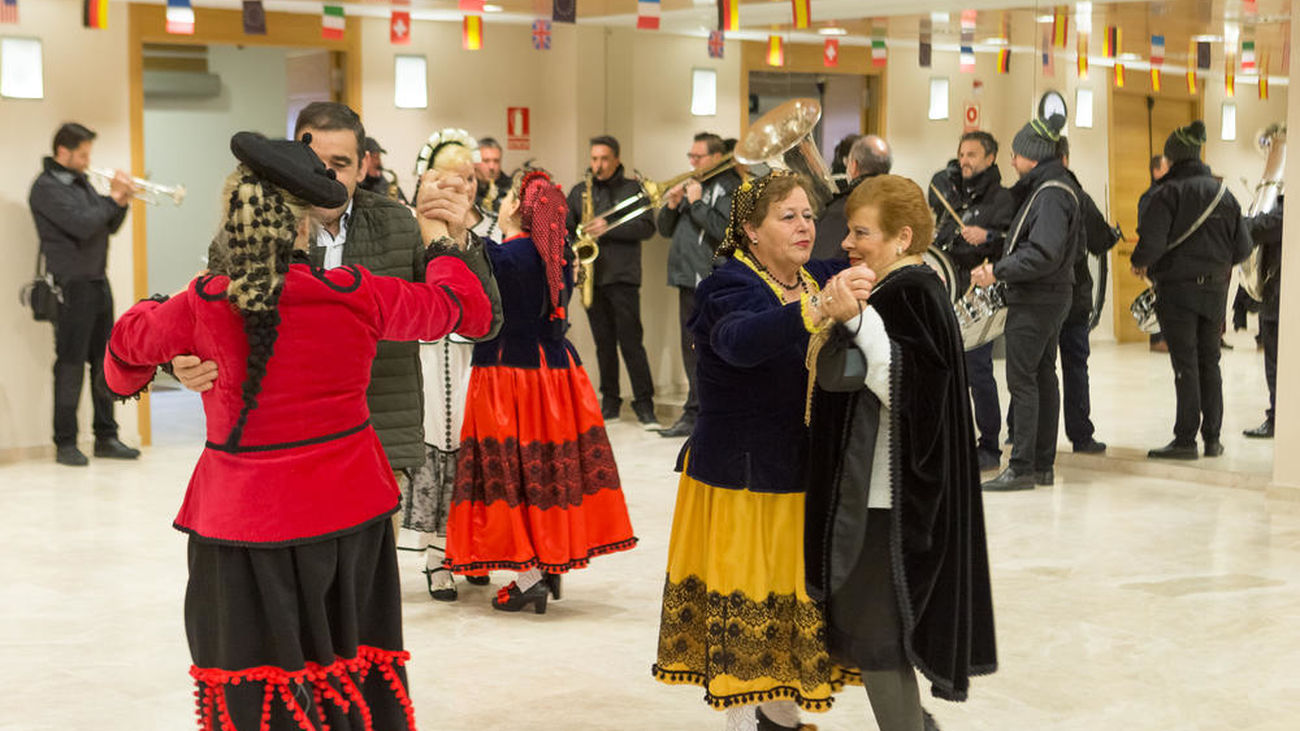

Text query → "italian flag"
[322,5,345,40]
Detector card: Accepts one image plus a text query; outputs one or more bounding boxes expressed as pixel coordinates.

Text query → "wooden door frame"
[1106,84,1203,341]
[127,4,362,444]
[738,41,887,142]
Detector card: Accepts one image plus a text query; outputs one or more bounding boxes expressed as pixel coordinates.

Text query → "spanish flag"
[1259,57,1269,100]
[790,0,810,29]
[1077,34,1088,79]
[1149,68,1161,92]
[83,0,108,29]
[1052,7,1068,48]
[716,0,738,32]
[1114,63,1125,88]
[1225,68,1235,97]
[463,14,482,50]
[1103,25,1119,58]
[767,35,784,67]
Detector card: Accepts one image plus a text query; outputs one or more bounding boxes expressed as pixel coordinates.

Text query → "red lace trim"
[190,646,417,731]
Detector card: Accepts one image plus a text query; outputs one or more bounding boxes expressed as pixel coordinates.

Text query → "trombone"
[88,167,187,206]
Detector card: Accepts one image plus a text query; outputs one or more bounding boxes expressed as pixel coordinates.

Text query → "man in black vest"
[1244,200,1283,438]
[1133,122,1253,459]
[928,131,1015,471]
[28,122,142,466]
[566,135,659,427]
[974,115,1080,491]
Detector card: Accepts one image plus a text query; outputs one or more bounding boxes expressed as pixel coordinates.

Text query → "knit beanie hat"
[1012,114,1067,162]
[1164,120,1207,163]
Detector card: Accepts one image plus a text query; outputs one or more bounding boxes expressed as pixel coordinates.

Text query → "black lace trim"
[451,426,620,510]
[651,667,859,711]
[309,264,363,293]
[654,574,847,708]
[195,275,226,301]
[100,345,156,402]
[442,536,638,575]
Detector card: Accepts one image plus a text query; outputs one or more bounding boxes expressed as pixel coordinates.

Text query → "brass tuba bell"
[734,98,837,208]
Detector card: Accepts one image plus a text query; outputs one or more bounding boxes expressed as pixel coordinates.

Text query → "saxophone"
[574,170,599,308]
[1240,123,1286,300]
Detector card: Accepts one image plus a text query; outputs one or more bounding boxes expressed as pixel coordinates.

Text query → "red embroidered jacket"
[105,255,491,546]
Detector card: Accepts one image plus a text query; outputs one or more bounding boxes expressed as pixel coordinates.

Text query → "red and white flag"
[637,0,660,30]
[823,38,839,68]
[391,11,411,44]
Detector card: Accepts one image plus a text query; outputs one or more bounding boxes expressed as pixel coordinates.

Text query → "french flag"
[166,0,194,35]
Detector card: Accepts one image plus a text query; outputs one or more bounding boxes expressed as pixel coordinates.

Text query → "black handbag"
[19,249,61,323]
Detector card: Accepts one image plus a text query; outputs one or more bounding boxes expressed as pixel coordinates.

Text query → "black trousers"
[965,341,1001,453]
[1261,316,1278,421]
[53,279,118,447]
[678,287,699,420]
[1058,316,1096,445]
[1004,298,1070,472]
[586,282,654,406]
[1153,280,1228,443]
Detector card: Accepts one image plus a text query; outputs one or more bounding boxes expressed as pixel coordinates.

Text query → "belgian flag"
[83,0,108,29]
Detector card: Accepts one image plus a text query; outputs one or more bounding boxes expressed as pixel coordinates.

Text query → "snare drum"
[956,283,1007,350]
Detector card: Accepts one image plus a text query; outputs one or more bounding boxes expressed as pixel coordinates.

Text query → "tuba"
[1239,123,1286,300]
[734,98,837,208]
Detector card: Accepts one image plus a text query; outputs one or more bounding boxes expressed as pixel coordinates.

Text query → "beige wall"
[0,0,138,459]
[1273,3,1300,491]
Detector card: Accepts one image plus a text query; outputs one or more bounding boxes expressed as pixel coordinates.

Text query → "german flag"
[1149,68,1161,92]
[83,0,108,29]
[1114,63,1125,88]
[790,0,810,29]
[1103,26,1119,58]
[716,0,738,32]
[463,15,482,50]
[767,35,784,66]
[997,47,1011,74]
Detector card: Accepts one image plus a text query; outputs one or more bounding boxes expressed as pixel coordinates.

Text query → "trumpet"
[88,167,187,206]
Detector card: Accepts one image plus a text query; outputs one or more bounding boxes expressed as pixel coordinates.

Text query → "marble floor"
[2,336,1296,730]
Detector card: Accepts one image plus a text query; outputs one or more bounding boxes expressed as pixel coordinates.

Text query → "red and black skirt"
[185,518,417,731]
[443,352,636,574]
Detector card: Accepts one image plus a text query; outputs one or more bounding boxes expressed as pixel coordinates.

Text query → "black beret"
[229,131,349,208]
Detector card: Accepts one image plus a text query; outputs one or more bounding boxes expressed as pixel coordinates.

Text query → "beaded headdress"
[720,168,799,256]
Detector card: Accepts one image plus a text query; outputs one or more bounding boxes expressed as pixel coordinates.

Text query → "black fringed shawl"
[804,263,997,701]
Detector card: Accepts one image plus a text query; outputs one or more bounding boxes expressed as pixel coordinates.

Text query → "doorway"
[1108,91,1199,341]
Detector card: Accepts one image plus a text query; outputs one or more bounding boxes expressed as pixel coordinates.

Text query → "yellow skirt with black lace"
[652,469,860,711]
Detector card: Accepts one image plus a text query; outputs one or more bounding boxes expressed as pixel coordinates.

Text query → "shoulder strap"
[1005,179,1079,256]
[1167,181,1227,251]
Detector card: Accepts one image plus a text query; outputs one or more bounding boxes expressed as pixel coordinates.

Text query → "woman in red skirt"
[444,168,637,613]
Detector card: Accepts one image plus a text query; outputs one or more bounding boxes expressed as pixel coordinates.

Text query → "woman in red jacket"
[104,132,493,731]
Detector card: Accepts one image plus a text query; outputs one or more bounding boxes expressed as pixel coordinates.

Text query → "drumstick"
[929,183,963,226]
[964,258,989,297]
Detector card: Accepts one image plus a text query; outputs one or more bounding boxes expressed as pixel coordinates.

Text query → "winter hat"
[1164,120,1207,163]
[1012,114,1067,162]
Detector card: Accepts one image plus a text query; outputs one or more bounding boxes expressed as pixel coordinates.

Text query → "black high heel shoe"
[492,580,549,614]
[422,567,458,602]
[543,572,562,601]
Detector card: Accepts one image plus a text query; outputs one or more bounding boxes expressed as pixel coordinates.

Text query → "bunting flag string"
[552,0,575,24]
[459,0,484,11]
[1225,50,1235,96]
[717,0,738,32]
[637,0,660,30]
[823,38,838,68]
[83,0,108,29]
[1150,35,1164,66]
[1052,6,1068,48]
[919,17,932,68]
[0,0,18,25]
[242,1,266,35]
[532,19,551,50]
[1241,34,1257,72]
[791,0,810,30]
[1150,67,1161,92]
[1077,32,1088,79]
[1259,56,1269,99]
[767,35,784,66]
[707,29,724,58]
[871,21,887,68]
[1103,25,1119,58]
[463,14,483,50]
[1115,62,1125,88]
[1186,41,1198,94]
[1041,24,1055,76]
[960,10,976,72]
[997,47,1011,74]
[166,0,195,35]
[321,4,344,40]
[390,10,411,44]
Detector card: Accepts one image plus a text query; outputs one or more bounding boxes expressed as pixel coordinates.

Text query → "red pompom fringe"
[191,646,417,731]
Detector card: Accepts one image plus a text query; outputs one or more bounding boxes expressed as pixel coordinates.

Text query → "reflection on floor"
[2,335,1294,730]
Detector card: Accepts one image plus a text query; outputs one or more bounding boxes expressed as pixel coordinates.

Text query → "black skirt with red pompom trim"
[184,518,417,731]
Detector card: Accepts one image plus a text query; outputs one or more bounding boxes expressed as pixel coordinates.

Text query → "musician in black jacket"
[1132,121,1253,460]
[973,115,1080,491]
[566,135,659,427]
[1244,198,1282,438]
[929,131,1015,471]
[28,122,142,467]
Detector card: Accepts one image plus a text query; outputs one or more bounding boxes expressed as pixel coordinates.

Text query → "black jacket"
[28,157,129,282]
[357,173,408,205]
[812,173,878,261]
[566,165,656,287]
[928,161,1016,291]
[992,159,1081,304]
[1064,168,1121,323]
[1132,159,1252,284]
[1248,197,1283,318]
[475,171,511,213]
[655,169,740,288]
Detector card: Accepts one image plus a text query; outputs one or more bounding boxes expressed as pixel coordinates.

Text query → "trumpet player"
[28,122,140,466]
[565,135,659,427]
[654,132,740,438]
